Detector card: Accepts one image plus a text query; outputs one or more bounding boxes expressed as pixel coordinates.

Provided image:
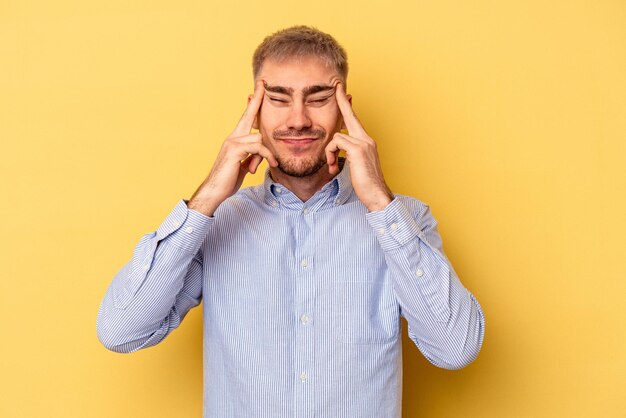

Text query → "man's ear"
[341,94,353,130]
[247,95,260,129]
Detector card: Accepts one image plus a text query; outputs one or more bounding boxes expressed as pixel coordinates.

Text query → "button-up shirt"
[97,166,485,418]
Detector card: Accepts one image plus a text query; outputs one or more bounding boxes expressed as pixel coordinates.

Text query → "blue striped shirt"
[97,166,485,418]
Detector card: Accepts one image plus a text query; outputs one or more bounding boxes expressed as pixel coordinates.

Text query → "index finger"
[233,79,265,136]
[335,83,366,137]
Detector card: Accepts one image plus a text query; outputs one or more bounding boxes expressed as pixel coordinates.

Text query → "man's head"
[251,26,351,178]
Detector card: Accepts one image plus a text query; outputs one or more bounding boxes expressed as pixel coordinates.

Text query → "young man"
[97,26,485,418]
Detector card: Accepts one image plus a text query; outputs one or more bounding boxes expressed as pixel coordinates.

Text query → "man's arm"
[366,197,485,369]
[97,80,277,352]
[96,201,211,352]
[327,84,485,369]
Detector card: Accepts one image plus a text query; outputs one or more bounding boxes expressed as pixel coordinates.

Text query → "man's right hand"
[187,80,278,217]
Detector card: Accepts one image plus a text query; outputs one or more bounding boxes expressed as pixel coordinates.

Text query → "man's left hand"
[325,83,394,212]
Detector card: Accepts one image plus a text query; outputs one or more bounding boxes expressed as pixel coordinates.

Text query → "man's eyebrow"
[264,84,293,95]
[263,83,335,97]
[302,84,335,96]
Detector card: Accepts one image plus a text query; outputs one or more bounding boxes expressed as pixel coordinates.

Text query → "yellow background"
[1,0,624,417]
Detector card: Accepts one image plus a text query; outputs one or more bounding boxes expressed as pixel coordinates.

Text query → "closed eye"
[306,95,333,105]
[268,97,289,103]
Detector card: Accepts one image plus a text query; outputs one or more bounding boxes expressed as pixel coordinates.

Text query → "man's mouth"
[272,129,326,145]
[277,137,319,144]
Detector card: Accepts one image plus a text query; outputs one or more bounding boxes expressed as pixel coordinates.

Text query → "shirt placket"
[293,206,316,418]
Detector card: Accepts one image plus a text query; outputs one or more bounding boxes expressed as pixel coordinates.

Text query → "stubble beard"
[276,154,327,178]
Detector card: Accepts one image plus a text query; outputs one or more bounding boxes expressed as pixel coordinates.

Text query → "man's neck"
[268,164,337,202]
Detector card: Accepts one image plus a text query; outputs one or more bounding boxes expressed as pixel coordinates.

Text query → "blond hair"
[252,26,348,82]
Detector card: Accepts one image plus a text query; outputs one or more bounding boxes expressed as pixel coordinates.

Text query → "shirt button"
[271,200,278,207]
[142,264,150,272]
[390,223,398,231]
[416,268,424,277]
[184,226,193,234]
[303,208,309,215]
[300,259,309,268]
[275,187,282,193]
[300,314,310,325]
[378,228,386,236]
[299,372,307,382]
[173,221,181,228]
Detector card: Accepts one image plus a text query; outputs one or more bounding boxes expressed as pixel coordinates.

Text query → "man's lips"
[276,137,319,144]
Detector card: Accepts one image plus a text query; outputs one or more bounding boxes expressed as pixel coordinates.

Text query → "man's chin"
[276,157,327,178]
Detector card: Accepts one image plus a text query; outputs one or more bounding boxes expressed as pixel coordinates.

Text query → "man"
[97,26,485,418]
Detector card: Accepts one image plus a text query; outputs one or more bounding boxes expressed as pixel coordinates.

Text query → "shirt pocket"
[333,278,400,344]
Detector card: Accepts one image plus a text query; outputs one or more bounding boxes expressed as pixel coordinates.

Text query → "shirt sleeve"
[366,197,485,369]
[96,199,213,353]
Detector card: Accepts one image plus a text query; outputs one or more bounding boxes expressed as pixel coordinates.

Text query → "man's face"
[255,56,345,178]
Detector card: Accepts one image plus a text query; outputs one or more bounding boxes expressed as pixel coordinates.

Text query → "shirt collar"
[262,158,354,211]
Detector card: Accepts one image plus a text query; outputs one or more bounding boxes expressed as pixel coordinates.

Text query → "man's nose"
[286,102,312,131]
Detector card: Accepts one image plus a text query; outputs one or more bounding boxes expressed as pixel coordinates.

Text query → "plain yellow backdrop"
[1,0,624,417]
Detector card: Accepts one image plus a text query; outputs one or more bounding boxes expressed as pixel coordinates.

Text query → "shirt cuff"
[365,198,422,251]
[156,199,214,253]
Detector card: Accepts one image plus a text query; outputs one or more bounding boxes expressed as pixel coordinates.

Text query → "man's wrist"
[365,189,394,212]
[187,197,220,217]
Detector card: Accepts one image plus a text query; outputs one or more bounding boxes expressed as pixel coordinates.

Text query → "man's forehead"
[257,56,342,93]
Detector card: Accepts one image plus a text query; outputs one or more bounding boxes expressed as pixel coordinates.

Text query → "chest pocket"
[333,276,400,344]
